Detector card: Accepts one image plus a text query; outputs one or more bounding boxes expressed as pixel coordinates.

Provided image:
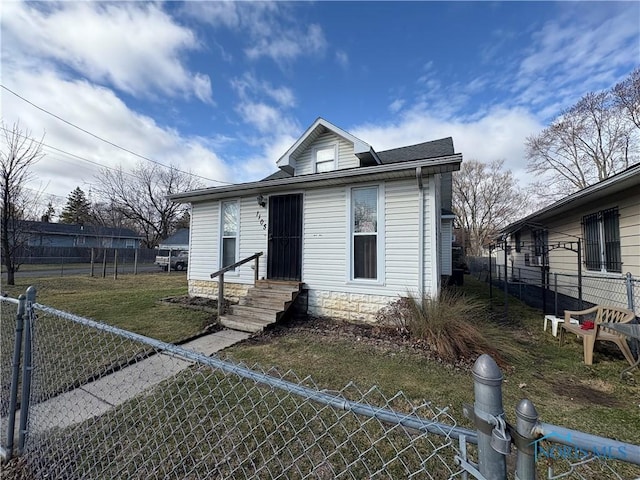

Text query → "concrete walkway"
[15,329,250,434]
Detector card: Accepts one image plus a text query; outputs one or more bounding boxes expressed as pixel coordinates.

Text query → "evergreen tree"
[41,202,56,222]
[60,187,92,224]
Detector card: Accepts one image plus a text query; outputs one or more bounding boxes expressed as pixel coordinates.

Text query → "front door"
[267,194,302,281]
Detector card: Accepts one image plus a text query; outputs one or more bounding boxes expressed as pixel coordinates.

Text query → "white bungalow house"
[169,118,462,330]
[497,163,640,314]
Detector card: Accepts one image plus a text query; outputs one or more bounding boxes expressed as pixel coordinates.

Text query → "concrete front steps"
[219,280,302,333]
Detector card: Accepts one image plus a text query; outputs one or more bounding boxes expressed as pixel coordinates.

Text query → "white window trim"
[345,183,385,285]
[313,143,338,173]
[220,199,240,276]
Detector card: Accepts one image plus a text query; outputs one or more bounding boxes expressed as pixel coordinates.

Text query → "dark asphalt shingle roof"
[377,137,455,164]
[261,170,293,181]
[260,137,455,182]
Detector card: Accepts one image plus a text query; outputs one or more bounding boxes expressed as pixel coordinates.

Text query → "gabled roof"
[276,117,378,173]
[262,136,456,182]
[19,220,141,239]
[501,162,640,234]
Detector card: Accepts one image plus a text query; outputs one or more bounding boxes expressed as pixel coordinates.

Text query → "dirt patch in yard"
[551,377,622,408]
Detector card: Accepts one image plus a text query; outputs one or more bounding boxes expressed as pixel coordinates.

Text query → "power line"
[0,126,138,180]
[1,84,233,185]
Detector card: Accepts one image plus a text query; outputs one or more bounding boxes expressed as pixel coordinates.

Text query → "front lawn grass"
[2,272,210,343]
[222,276,640,447]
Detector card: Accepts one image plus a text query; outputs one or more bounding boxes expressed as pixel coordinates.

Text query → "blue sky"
[1,1,638,211]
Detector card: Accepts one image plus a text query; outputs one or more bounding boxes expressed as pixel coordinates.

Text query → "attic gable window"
[314,145,336,173]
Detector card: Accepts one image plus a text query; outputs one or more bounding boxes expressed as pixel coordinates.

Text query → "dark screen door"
[267,194,302,281]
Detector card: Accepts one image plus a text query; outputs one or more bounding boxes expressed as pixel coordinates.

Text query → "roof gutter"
[170,154,462,203]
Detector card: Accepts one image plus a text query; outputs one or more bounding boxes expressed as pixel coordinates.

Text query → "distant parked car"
[155,250,188,271]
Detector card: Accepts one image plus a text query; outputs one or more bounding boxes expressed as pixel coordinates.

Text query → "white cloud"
[2,1,212,103]
[352,106,544,185]
[231,73,296,109]
[184,2,327,64]
[1,67,231,201]
[513,3,639,116]
[336,50,349,69]
[388,99,405,114]
[245,24,327,63]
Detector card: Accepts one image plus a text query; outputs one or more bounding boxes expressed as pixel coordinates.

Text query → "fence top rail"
[535,422,640,465]
[0,295,20,305]
[31,300,477,444]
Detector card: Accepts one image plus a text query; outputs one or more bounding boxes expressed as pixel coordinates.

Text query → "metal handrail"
[210,252,263,317]
[210,252,263,279]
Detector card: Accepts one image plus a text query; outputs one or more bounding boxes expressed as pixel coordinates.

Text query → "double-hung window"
[315,145,336,173]
[351,186,378,280]
[221,201,238,269]
[583,208,621,273]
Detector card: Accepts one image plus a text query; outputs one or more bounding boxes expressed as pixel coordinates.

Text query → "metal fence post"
[626,272,635,313]
[18,286,36,454]
[515,399,539,480]
[553,273,558,317]
[472,354,507,480]
[6,294,26,460]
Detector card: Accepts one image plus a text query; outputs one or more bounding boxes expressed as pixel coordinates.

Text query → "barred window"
[533,229,547,258]
[582,208,621,273]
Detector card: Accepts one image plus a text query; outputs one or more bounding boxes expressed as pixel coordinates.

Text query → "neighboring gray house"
[170,118,462,322]
[20,221,142,248]
[157,228,190,251]
[497,163,640,312]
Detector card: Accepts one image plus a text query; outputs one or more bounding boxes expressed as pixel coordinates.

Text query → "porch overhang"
[169,154,462,204]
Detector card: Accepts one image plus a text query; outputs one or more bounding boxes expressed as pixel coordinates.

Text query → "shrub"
[379,289,503,365]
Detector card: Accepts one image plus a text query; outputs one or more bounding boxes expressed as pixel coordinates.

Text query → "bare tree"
[93,162,203,248]
[612,67,640,130]
[0,121,45,285]
[526,72,638,196]
[452,159,530,257]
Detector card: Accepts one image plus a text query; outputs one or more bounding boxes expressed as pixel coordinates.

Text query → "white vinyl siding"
[385,179,419,290]
[188,201,220,280]
[188,177,441,302]
[239,196,268,281]
[296,132,359,175]
[302,178,428,297]
[303,187,348,287]
[189,198,269,283]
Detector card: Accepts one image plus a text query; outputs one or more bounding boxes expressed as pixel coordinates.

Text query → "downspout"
[416,167,424,298]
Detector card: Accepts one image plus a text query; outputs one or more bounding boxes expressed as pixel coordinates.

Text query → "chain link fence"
[0,296,20,459]
[2,289,639,479]
[4,296,476,479]
[468,257,639,317]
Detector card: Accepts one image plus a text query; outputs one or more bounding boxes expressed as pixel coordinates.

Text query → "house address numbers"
[256,211,267,230]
